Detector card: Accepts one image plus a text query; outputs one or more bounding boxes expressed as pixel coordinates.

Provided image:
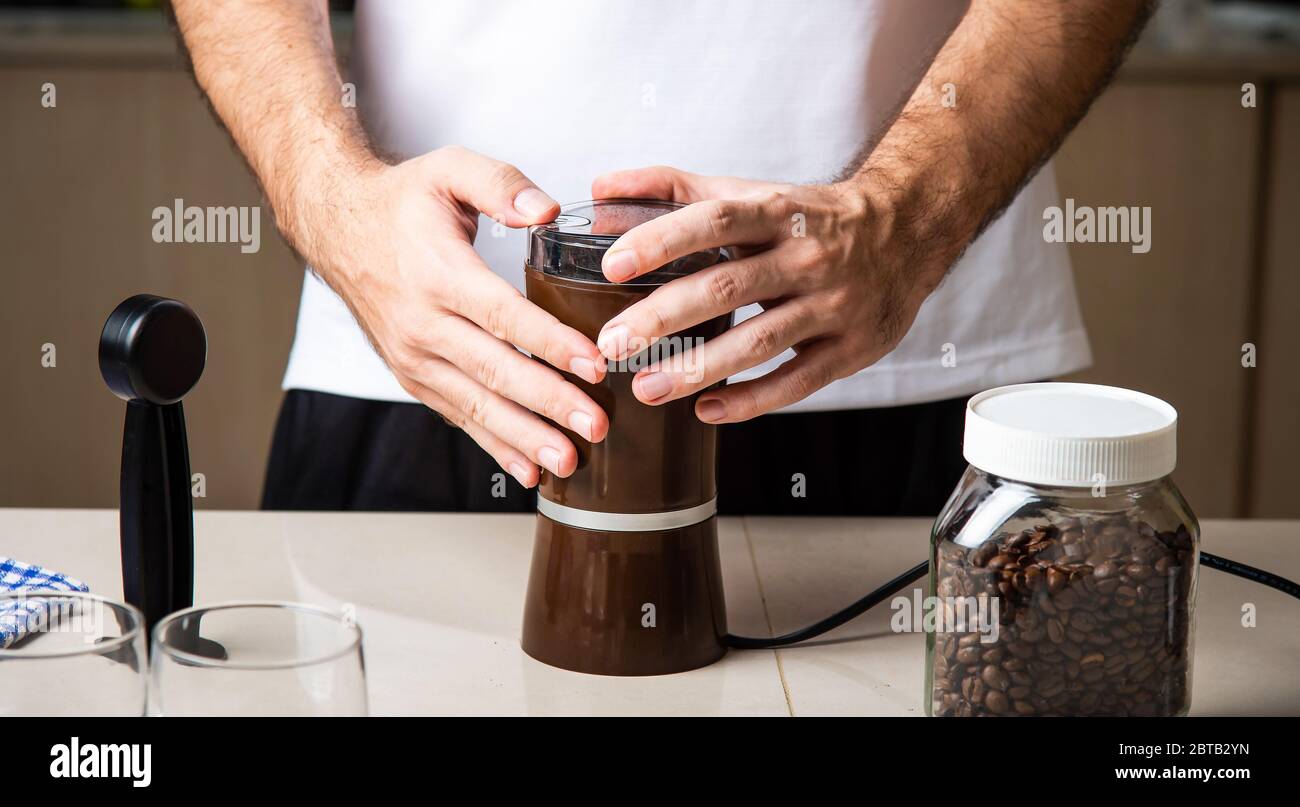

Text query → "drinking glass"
[150,601,368,716]
[0,591,148,716]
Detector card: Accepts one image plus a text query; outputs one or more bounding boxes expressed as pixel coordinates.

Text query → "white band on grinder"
[536,495,717,532]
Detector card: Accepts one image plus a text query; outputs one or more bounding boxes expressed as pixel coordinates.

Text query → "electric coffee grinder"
[521,200,733,676]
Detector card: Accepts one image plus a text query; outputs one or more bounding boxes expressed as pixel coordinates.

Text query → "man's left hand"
[591,167,945,424]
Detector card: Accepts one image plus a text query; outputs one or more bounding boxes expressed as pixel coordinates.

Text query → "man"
[171,1,1150,515]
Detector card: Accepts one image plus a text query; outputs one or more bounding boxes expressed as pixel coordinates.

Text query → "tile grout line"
[773,650,795,718]
[741,516,796,717]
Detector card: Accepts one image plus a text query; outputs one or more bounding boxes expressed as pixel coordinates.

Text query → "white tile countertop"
[2,509,1297,716]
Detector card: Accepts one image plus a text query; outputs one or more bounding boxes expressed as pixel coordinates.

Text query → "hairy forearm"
[169,0,378,266]
[850,0,1154,286]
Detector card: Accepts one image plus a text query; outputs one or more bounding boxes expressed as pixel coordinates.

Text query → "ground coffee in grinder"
[521,200,733,676]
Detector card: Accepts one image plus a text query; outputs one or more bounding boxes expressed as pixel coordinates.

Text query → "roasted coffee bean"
[956,646,982,666]
[1007,641,1036,660]
[982,665,1010,692]
[984,690,1010,714]
[1053,589,1080,610]
[1012,571,1029,593]
[1125,563,1152,580]
[970,542,998,567]
[1024,566,1044,591]
[930,516,1193,717]
[1070,612,1097,632]
[987,553,1014,571]
[1047,618,1064,644]
[1045,567,1067,593]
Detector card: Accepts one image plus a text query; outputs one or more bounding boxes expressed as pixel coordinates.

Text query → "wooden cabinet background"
[1053,82,1261,518]
[1,40,1296,516]
[1,65,302,512]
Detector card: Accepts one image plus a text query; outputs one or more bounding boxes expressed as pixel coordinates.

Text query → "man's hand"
[592,0,1152,424]
[313,147,609,487]
[170,0,609,487]
[591,168,941,424]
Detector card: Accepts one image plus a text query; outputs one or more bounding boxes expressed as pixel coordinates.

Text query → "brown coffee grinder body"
[522,200,732,676]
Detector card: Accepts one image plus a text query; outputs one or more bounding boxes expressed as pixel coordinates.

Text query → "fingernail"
[603,250,638,282]
[597,324,629,359]
[568,356,602,384]
[697,398,726,422]
[567,411,594,442]
[513,188,556,220]
[636,372,673,402]
[507,462,533,487]
[538,446,563,475]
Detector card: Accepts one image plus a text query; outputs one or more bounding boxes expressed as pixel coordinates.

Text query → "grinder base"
[521,514,727,676]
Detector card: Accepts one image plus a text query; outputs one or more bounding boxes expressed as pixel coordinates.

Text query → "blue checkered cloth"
[0,558,90,649]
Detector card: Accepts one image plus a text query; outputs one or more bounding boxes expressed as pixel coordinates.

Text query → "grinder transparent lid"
[528,199,728,285]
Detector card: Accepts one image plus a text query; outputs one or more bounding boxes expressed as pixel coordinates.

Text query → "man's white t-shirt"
[282,0,1091,410]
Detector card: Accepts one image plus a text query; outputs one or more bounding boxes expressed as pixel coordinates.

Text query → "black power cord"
[726,560,928,649]
[1201,551,1300,599]
[726,552,1300,649]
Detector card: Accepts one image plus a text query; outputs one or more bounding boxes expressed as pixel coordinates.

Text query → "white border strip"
[537,496,717,532]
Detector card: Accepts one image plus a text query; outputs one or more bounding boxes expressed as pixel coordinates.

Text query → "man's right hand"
[169,3,606,487]
[298,146,609,488]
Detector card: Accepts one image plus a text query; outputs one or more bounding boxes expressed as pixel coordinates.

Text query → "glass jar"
[926,383,1200,717]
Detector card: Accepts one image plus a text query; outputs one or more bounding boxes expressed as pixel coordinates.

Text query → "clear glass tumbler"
[0,591,148,716]
[150,601,368,716]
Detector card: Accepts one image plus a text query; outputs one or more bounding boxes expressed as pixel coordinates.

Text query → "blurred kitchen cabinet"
[1249,87,1300,518]
[1054,83,1259,517]
[0,65,303,510]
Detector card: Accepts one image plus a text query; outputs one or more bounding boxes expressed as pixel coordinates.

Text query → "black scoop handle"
[99,295,206,637]
[119,401,195,636]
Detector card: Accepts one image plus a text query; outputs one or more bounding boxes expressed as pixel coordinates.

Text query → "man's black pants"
[261,389,970,517]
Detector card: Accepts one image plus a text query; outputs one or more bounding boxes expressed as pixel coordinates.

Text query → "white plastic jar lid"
[963,382,1178,487]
